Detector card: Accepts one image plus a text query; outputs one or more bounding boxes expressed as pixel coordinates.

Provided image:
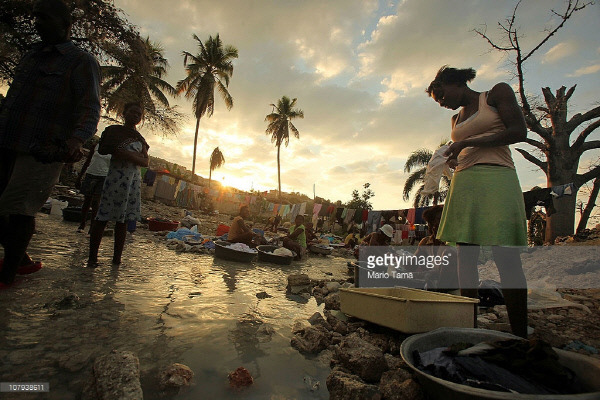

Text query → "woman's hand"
[444,141,464,168]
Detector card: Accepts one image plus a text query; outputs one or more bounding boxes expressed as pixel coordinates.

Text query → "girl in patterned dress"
[87,102,149,266]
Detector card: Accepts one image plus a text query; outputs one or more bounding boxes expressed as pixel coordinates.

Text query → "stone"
[89,350,143,400]
[308,312,332,331]
[292,319,311,334]
[290,285,312,295]
[379,375,424,400]
[335,333,388,383]
[255,291,272,299]
[383,355,407,371]
[324,292,341,310]
[326,281,342,293]
[287,273,311,287]
[228,366,253,389]
[291,325,331,354]
[326,369,380,400]
[158,363,194,389]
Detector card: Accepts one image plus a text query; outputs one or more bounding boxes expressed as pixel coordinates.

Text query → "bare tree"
[474,0,600,242]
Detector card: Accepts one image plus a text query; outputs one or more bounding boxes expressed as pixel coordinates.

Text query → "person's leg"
[456,243,480,299]
[88,220,108,265]
[112,222,127,265]
[78,195,93,231]
[88,195,101,232]
[492,246,528,338]
[0,215,35,284]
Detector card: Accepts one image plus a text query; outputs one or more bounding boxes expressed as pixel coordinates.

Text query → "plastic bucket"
[50,199,68,216]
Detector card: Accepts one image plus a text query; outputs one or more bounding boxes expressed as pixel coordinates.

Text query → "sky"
[67,1,600,209]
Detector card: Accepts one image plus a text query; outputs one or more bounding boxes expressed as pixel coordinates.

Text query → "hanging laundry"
[143,169,157,186]
[407,208,416,225]
[362,209,369,222]
[319,203,330,217]
[290,204,300,220]
[523,188,556,219]
[415,207,427,225]
[551,183,576,198]
[354,208,364,224]
[344,209,356,224]
[421,144,453,196]
[299,202,307,216]
[312,203,322,216]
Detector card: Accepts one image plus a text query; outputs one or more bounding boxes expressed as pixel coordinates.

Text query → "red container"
[148,218,179,232]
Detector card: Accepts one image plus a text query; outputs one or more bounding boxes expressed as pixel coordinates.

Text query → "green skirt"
[437,165,527,246]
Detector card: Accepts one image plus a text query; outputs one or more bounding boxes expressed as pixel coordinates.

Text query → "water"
[0,213,350,399]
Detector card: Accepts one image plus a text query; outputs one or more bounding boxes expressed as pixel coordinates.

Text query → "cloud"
[567,64,600,77]
[542,42,576,64]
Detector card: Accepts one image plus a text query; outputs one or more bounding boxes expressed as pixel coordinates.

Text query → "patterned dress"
[96,138,143,223]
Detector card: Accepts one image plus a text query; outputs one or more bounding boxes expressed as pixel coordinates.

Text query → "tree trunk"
[208,168,212,188]
[277,144,281,202]
[544,155,578,242]
[191,117,201,182]
[577,178,600,233]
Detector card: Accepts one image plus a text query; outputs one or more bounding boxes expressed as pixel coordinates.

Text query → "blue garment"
[551,183,576,198]
[0,41,101,152]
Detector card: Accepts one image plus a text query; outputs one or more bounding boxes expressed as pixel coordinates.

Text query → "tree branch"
[578,140,600,155]
[572,119,600,151]
[524,138,547,151]
[524,114,552,142]
[516,148,547,172]
[567,105,600,133]
[576,165,600,187]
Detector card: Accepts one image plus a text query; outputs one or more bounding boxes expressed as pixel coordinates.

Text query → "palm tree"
[101,36,179,133]
[209,147,225,188]
[403,140,451,207]
[176,34,238,182]
[265,96,304,201]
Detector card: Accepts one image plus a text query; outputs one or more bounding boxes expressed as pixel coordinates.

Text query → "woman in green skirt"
[426,66,528,338]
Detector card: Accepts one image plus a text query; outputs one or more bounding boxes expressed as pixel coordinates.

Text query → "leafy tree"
[474,0,599,241]
[101,36,180,133]
[0,0,180,133]
[265,96,304,201]
[347,183,375,210]
[403,140,451,207]
[177,34,238,182]
[208,147,225,188]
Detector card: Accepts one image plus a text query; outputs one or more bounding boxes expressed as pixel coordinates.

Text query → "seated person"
[354,224,393,259]
[413,205,458,289]
[264,216,275,232]
[345,227,360,248]
[228,205,264,246]
[316,218,324,233]
[305,221,318,244]
[272,214,282,232]
[283,214,307,260]
[361,224,393,246]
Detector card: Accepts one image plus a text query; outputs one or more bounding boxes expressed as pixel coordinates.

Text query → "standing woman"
[426,66,528,337]
[88,102,148,266]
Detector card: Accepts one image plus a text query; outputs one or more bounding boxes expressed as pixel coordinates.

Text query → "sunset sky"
[59,1,600,208]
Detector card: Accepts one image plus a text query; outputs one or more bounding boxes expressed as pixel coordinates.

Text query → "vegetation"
[346,183,375,210]
[403,141,451,207]
[265,96,304,201]
[475,0,599,241]
[177,34,238,181]
[208,147,225,188]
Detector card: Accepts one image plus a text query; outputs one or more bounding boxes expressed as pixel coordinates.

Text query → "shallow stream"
[0,213,350,399]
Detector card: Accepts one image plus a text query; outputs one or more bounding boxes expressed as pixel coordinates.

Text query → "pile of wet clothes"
[414,338,585,394]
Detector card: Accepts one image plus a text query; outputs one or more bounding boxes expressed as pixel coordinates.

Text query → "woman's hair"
[426,66,476,96]
[36,0,72,28]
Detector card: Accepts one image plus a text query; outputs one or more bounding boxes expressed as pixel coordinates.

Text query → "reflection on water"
[0,214,348,399]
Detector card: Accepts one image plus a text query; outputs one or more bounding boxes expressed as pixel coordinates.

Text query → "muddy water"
[0,213,350,399]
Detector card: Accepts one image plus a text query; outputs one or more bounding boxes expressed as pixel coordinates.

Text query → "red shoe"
[0,259,43,275]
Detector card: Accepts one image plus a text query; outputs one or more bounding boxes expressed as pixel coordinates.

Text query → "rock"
[158,363,194,389]
[255,291,272,299]
[228,366,253,389]
[324,292,341,310]
[383,355,407,371]
[300,292,312,300]
[326,369,380,400]
[379,374,424,400]
[291,325,331,354]
[288,273,311,287]
[308,312,332,331]
[326,281,341,293]
[335,333,388,383]
[89,350,143,400]
[292,319,311,334]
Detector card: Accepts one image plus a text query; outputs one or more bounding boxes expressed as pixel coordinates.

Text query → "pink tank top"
[451,92,515,172]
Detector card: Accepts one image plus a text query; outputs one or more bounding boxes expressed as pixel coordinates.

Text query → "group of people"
[1,0,529,338]
[0,0,147,288]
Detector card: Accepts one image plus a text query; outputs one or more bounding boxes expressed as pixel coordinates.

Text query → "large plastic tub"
[147,218,179,232]
[339,287,478,333]
[256,245,294,265]
[400,327,600,400]
[214,240,257,263]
